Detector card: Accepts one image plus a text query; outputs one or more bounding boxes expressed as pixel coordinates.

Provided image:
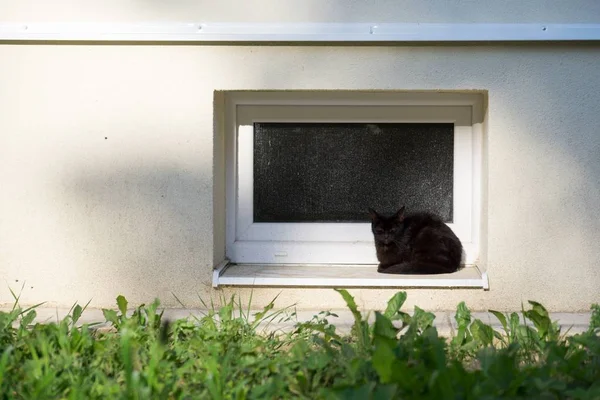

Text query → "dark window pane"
[253,122,454,223]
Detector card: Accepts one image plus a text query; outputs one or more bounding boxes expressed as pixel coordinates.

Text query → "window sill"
[212,260,489,289]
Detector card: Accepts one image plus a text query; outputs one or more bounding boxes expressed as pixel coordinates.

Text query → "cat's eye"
[374,228,384,234]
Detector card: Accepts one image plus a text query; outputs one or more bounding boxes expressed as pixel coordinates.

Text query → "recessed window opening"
[225,92,483,267]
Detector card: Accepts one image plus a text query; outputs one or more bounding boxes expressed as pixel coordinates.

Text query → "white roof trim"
[1,22,600,42]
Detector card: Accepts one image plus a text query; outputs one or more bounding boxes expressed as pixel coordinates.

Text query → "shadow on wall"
[56,44,600,311]
[63,165,213,306]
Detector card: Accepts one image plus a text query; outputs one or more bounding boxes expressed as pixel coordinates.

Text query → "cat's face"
[368,207,405,246]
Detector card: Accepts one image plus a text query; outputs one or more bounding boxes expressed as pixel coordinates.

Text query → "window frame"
[225,92,482,266]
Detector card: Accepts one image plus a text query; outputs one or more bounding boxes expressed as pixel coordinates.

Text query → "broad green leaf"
[489,310,509,335]
[374,312,397,339]
[102,309,118,325]
[452,302,472,347]
[471,319,495,347]
[116,295,128,316]
[524,309,549,339]
[528,300,549,318]
[455,302,472,328]
[219,296,234,322]
[409,306,435,334]
[509,312,520,341]
[383,292,407,320]
[372,338,396,383]
[451,324,468,348]
[525,300,555,340]
[516,325,539,348]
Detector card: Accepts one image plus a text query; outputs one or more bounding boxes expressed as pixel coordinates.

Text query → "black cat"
[368,206,463,274]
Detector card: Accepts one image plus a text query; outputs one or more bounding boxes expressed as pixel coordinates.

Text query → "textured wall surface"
[2,0,600,23]
[0,1,599,311]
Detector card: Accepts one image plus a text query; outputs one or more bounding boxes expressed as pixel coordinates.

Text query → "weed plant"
[1,287,599,399]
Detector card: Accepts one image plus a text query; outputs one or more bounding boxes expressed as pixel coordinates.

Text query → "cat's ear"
[368,208,379,221]
[394,206,406,222]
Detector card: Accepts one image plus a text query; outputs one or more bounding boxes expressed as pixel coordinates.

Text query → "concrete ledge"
[1,307,592,337]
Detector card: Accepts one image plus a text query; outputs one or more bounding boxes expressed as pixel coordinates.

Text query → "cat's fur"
[369,206,463,274]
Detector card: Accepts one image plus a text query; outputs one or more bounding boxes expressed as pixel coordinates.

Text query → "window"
[220,91,485,287]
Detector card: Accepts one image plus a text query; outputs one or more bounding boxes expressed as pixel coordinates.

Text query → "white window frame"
[225,92,482,266]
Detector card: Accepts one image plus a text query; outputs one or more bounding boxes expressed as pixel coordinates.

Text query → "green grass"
[1,288,599,399]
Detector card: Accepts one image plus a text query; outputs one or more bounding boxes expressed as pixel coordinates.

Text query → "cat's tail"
[378,262,457,275]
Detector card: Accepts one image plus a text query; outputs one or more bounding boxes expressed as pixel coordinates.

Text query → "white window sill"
[212,260,489,289]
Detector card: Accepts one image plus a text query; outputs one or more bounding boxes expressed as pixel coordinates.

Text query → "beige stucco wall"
[2,0,600,23]
[0,1,599,312]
